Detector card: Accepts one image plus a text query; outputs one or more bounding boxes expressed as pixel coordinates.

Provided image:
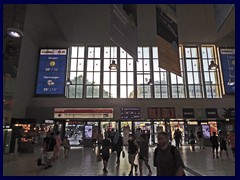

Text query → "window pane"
[103,85,110,98]
[77,59,84,71]
[94,72,100,84]
[171,74,177,84]
[161,86,168,98]
[111,85,117,98]
[191,48,198,58]
[192,59,199,71]
[127,59,134,71]
[95,47,101,58]
[188,85,195,98]
[210,72,216,84]
[201,47,207,58]
[137,85,144,98]
[152,47,158,58]
[143,47,150,58]
[186,60,192,71]
[104,47,110,58]
[70,72,77,84]
[161,72,167,84]
[195,85,202,98]
[120,72,126,84]
[68,85,76,98]
[94,60,101,71]
[93,86,100,98]
[86,73,93,84]
[137,60,143,71]
[71,47,78,58]
[137,74,143,84]
[207,47,214,58]
[88,47,94,58]
[177,76,183,84]
[187,73,194,84]
[154,72,160,84]
[120,86,127,98]
[111,72,117,84]
[202,60,209,71]
[70,59,77,71]
[138,47,142,58]
[128,72,134,84]
[154,85,161,98]
[76,72,84,84]
[128,85,134,98]
[204,72,210,83]
[76,85,83,98]
[78,47,85,58]
[120,60,126,71]
[103,72,110,84]
[185,48,191,58]
[143,59,150,71]
[178,85,185,98]
[120,48,126,58]
[194,72,200,84]
[172,85,178,98]
[87,60,93,71]
[153,59,159,71]
[104,59,111,71]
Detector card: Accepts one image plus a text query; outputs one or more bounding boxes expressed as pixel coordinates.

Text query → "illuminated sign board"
[121,107,141,119]
[35,49,68,96]
[54,108,113,119]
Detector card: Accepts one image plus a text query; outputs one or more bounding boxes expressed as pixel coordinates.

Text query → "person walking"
[53,131,62,159]
[174,129,182,148]
[218,131,229,159]
[227,130,235,159]
[100,132,112,173]
[63,136,70,158]
[197,129,205,149]
[189,130,196,151]
[137,134,152,176]
[43,132,56,169]
[113,130,123,164]
[127,134,138,176]
[210,132,219,158]
[154,132,185,176]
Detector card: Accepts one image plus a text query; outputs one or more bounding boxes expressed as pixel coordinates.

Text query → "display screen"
[202,124,211,138]
[84,125,93,139]
[35,49,68,96]
[121,107,141,119]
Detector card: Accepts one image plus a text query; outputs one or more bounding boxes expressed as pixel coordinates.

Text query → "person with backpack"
[189,130,196,151]
[154,132,185,176]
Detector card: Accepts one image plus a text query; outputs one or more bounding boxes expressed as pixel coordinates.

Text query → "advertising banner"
[110,4,138,60]
[156,6,181,76]
[201,124,210,139]
[219,48,235,94]
[35,49,68,96]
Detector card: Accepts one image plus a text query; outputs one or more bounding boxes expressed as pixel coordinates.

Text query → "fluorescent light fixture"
[6,26,23,38]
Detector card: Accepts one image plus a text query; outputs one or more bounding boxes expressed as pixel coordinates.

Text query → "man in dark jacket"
[43,132,56,169]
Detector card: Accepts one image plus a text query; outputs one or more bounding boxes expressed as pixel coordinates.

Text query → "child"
[63,136,70,158]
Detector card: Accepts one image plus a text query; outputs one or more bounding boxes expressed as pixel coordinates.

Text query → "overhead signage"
[121,107,141,119]
[54,108,113,119]
[35,49,68,96]
[182,108,195,118]
[205,108,218,118]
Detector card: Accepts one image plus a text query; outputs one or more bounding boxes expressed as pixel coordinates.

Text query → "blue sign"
[35,49,68,95]
[219,48,235,94]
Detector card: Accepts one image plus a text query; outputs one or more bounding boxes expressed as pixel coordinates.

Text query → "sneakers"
[128,171,133,176]
[148,171,152,176]
[103,168,108,173]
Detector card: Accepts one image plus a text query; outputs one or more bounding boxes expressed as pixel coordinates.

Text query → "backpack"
[154,145,186,176]
[154,145,176,167]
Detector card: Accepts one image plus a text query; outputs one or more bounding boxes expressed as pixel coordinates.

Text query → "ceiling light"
[208,60,218,70]
[109,60,118,70]
[66,78,72,86]
[227,78,235,86]
[6,25,23,38]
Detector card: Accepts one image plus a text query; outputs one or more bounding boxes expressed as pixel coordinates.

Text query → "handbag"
[122,150,125,158]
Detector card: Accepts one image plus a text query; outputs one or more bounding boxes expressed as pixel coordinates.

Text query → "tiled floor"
[3,145,235,176]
